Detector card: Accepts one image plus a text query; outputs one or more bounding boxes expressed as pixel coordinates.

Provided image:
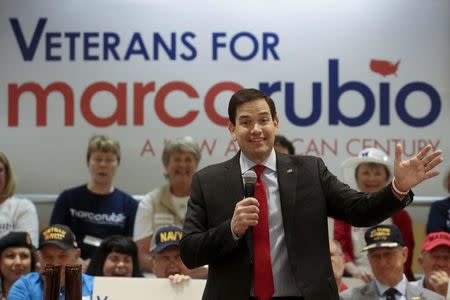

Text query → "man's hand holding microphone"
[231,170,260,238]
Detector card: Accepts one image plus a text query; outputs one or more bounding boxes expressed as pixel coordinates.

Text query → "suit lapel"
[224,152,255,260]
[405,282,425,299]
[224,151,245,208]
[277,153,298,232]
[361,282,379,299]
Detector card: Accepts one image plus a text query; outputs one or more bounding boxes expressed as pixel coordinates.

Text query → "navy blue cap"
[150,225,183,253]
[363,224,404,251]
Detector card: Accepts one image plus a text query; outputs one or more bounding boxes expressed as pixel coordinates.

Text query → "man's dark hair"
[274,135,295,155]
[228,88,277,125]
[86,235,143,277]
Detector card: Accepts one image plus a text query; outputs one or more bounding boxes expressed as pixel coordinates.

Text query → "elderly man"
[7,224,93,299]
[340,224,443,300]
[412,231,450,298]
[150,225,192,283]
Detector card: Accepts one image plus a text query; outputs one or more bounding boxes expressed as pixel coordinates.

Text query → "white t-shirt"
[133,186,188,241]
[0,195,39,247]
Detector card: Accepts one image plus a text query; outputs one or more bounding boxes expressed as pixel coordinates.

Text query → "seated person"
[86,235,142,277]
[134,136,201,272]
[427,170,450,233]
[412,231,450,298]
[0,232,37,299]
[50,135,138,267]
[274,135,295,155]
[7,224,93,300]
[335,148,415,282]
[340,224,443,300]
[329,239,347,292]
[0,152,39,247]
[150,225,191,283]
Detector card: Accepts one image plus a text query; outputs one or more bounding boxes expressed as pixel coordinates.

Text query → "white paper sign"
[92,277,206,300]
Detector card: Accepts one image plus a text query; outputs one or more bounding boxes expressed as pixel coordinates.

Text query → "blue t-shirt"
[7,272,94,300]
[50,185,138,258]
[427,197,450,233]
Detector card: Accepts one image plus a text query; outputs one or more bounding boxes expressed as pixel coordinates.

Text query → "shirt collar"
[240,149,277,175]
[375,274,407,297]
[416,277,425,288]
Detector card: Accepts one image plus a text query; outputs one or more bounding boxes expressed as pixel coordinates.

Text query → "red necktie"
[253,165,274,300]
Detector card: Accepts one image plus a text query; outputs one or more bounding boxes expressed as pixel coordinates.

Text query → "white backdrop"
[0,0,448,196]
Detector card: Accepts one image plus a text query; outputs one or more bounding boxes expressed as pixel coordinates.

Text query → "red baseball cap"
[422,231,450,252]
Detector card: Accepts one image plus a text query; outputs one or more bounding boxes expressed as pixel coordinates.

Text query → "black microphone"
[243,170,257,198]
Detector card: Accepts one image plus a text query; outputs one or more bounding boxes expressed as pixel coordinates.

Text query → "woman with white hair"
[334,148,415,282]
[134,136,201,273]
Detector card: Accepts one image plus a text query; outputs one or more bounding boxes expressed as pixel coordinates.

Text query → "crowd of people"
[0,88,448,299]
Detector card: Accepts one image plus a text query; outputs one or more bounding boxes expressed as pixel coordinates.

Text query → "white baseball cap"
[341,148,393,190]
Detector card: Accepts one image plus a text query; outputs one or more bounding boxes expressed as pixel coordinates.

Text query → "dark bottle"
[42,265,62,300]
[65,264,82,300]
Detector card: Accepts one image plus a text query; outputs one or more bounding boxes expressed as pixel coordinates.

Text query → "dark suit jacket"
[180,152,412,300]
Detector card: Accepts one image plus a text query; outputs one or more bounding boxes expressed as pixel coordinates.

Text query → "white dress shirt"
[375,275,407,300]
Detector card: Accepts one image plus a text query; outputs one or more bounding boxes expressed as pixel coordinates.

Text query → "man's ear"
[418,254,424,267]
[228,121,237,142]
[401,246,408,264]
[273,115,279,132]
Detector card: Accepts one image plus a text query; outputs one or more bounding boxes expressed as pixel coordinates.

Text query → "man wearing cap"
[7,224,93,300]
[340,224,443,300]
[150,225,191,283]
[412,231,450,298]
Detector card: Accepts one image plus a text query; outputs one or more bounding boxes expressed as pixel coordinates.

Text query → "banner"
[0,0,448,196]
[92,277,205,300]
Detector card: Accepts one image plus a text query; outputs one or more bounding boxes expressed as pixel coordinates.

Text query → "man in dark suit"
[180,88,443,300]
